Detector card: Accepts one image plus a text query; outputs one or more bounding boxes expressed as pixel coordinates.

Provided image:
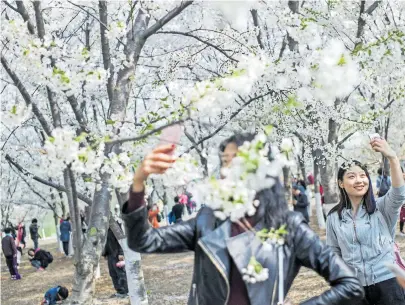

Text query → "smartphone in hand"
[158,124,183,155]
[368,133,381,141]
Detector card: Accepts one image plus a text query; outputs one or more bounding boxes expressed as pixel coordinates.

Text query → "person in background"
[292,185,310,222]
[40,285,69,305]
[148,203,160,228]
[28,248,53,271]
[400,167,405,236]
[376,167,392,197]
[102,225,128,299]
[80,211,88,234]
[307,172,315,186]
[171,196,184,223]
[16,221,26,251]
[29,218,40,249]
[60,217,71,257]
[2,227,21,280]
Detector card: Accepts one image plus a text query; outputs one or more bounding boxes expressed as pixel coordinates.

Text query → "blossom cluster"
[196,134,291,222]
[156,153,203,187]
[242,256,269,284]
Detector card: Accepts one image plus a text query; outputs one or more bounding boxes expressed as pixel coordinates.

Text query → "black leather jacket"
[123,205,364,305]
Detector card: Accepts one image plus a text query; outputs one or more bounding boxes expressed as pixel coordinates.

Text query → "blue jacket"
[327,185,405,286]
[43,286,59,304]
[60,221,71,242]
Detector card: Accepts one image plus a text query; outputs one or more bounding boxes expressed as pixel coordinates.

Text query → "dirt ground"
[2,209,405,305]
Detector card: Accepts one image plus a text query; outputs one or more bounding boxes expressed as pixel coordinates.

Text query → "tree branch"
[143,1,193,39]
[98,1,114,104]
[33,1,45,39]
[337,131,356,148]
[1,55,52,136]
[184,90,276,154]
[251,9,264,49]
[5,154,92,205]
[365,1,381,15]
[156,31,237,62]
[106,119,185,145]
[67,95,89,133]
[3,1,19,13]
[15,1,35,35]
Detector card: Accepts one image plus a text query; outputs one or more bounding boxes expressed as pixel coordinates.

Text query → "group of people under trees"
[120,132,405,305]
[146,191,197,229]
[1,216,73,304]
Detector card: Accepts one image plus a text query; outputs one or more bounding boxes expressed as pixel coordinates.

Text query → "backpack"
[45,251,53,264]
[379,176,390,197]
[168,211,176,224]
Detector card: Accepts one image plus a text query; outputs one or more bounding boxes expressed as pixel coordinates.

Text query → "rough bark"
[313,151,325,229]
[15,1,35,34]
[120,239,148,305]
[1,55,52,136]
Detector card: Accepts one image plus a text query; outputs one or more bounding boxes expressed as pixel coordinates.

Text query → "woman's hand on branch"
[370,138,397,160]
[132,144,177,192]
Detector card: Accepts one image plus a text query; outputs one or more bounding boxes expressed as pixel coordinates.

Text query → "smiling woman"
[326,138,405,305]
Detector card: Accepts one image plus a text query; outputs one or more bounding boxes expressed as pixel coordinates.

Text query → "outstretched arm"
[122,190,196,253]
[372,139,405,230]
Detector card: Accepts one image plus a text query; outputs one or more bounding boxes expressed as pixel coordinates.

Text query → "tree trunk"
[319,155,339,205]
[282,166,291,203]
[54,213,64,253]
[110,216,148,305]
[298,146,306,181]
[70,172,112,304]
[119,239,148,305]
[313,156,325,229]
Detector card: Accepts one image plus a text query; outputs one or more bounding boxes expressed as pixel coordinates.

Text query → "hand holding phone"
[158,124,183,155]
[368,133,381,141]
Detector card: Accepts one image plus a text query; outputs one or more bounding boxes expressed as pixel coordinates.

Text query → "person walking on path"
[327,138,405,304]
[122,134,364,305]
[60,217,71,256]
[102,225,128,299]
[148,204,160,228]
[2,227,21,280]
[292,185,310,222]
[171,196,184,223]
[29,218,40,249]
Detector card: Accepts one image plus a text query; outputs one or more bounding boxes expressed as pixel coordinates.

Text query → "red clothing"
[127,190,253,305]
[148,209,160,228]
[307,174,314,185]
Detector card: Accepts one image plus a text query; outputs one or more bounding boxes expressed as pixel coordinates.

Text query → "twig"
[106,119,185,145]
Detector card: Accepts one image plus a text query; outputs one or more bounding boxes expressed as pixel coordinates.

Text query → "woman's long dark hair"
[219,133,289,229]
[329,160,376,220]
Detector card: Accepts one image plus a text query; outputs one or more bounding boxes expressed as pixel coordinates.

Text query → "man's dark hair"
[58,286,69,299]
[32,218,38,224]
[174,196,179,203]
[4,227,11,234]
[65,217,71,221]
